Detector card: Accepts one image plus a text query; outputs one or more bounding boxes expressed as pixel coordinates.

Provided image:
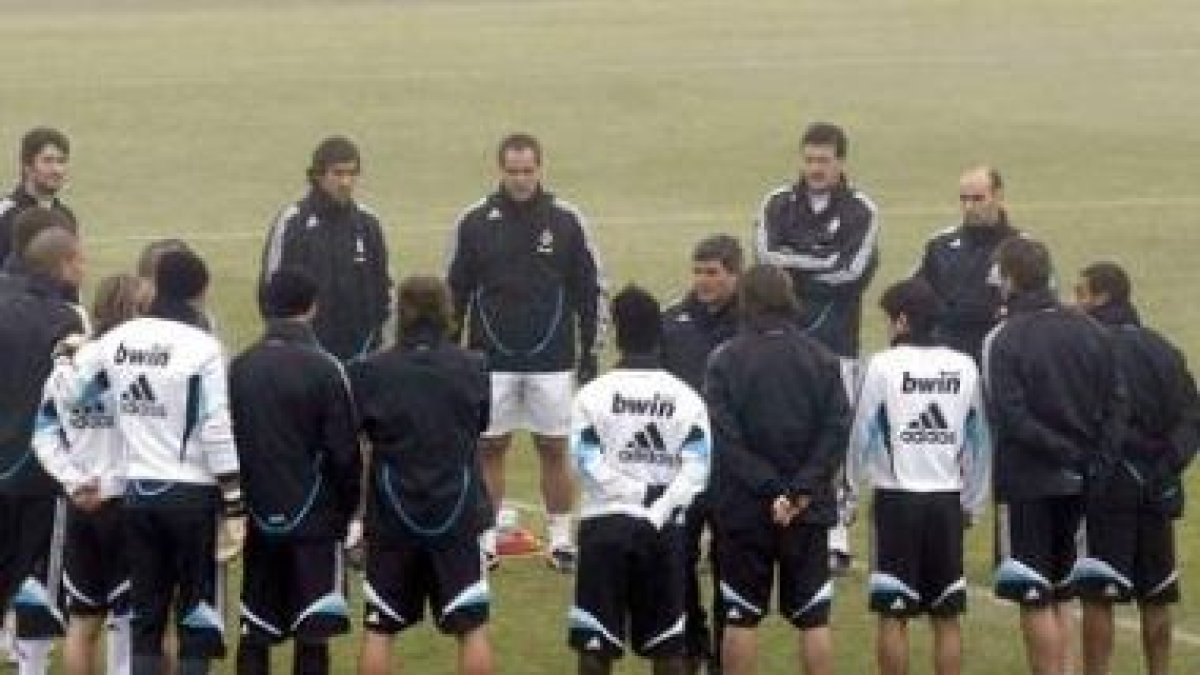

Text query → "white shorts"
[483,371,574,437]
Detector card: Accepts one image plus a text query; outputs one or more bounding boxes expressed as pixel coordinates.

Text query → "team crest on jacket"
[537,228,555,254]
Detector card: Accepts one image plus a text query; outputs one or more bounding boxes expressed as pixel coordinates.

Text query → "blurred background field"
[3,0,1199,671]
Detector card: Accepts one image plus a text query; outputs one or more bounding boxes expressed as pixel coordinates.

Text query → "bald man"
[912,167,1024,362]
[0,224,86,675]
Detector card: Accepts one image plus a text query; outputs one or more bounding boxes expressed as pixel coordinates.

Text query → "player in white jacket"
[847,278,991,675]
[34,273,151,675]
[567,285,711,675]
[55,250,241,675]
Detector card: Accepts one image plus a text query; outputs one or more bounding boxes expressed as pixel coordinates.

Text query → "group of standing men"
[0,119,1196,675]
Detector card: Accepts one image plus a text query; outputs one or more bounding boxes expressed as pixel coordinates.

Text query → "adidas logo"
[1104,584,1119,598]
[367,611,381,625]
[120,375,167,418]
[1024,588,1041,602]
[902,371,961,395]
[619,422,680,467]
[585,637,603,651]
[890,597,906,611]
[727,608,742,620]
[487,207,502,220]
[899,402,957,444]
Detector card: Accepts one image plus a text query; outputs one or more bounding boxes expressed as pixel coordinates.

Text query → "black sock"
[237,641,270,675]
[293,641,329,675]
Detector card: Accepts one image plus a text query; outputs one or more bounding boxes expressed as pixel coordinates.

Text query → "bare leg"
[480,435,511,515]
[799,626,833,675]
[930,616,961,675]
[64,616,104,675]
[358,631,393,675]
[1081,600,1114,675]
[877,617,908,675]
[1139,602,1171,675]
[457,625,494,675]
[722,626,758,675]
[533,434,574,552]
[533,434,573,517]
[1019,604,1067,675]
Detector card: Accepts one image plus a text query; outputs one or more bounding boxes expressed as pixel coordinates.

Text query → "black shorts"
[239,530,349,644]
[715,521,832,630]
[64,500,129,618]
[869,490,965,618]
[1075,507,1178,605]
[994,496,1083,607]
[0,494,67,638]
[568,516,686,660]
[125,506,225,659]
[362,534,489,636]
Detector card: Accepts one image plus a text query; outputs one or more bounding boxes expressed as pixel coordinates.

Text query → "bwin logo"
[611,392,675,418]
[114,343,172,367]
[901,371,961,395]
[899,402,957,445]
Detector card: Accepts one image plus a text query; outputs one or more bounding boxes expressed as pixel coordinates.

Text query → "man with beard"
[913,166,1023,362]
[0,127,76,266]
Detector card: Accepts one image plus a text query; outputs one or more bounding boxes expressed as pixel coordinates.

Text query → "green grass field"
[4,0,1200,671]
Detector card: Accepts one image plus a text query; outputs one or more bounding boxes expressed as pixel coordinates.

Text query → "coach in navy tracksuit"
[1073,262,1199,675]
[913,166,1023,363]
[229,270,361,675]
[660,234,740,673]
[446,133,605,570]
[258,136,391,362]
[984,238,1123,675]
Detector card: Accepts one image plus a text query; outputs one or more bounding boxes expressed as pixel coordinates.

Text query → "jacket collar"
[742,312,800,335]
[892,333,937,348]
[1087,300,1141,328]
[961,210,1017,245]
[494,185,550,215]
[1006,287,1059,315]
[306,186,355,218]
[148,297,208,330]
[264,318,319,346]
[398,321,447,351]
[681,291,737,327]
[616,352,660,370]
[9,182,64,210]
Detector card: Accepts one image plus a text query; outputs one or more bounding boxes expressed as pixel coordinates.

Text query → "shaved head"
[958,165,1005,227]
[23,226,83,288]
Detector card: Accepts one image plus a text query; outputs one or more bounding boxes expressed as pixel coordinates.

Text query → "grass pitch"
[3,0,1200,671]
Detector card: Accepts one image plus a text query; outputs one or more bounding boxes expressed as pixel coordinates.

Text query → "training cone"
[496,527,543,557]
